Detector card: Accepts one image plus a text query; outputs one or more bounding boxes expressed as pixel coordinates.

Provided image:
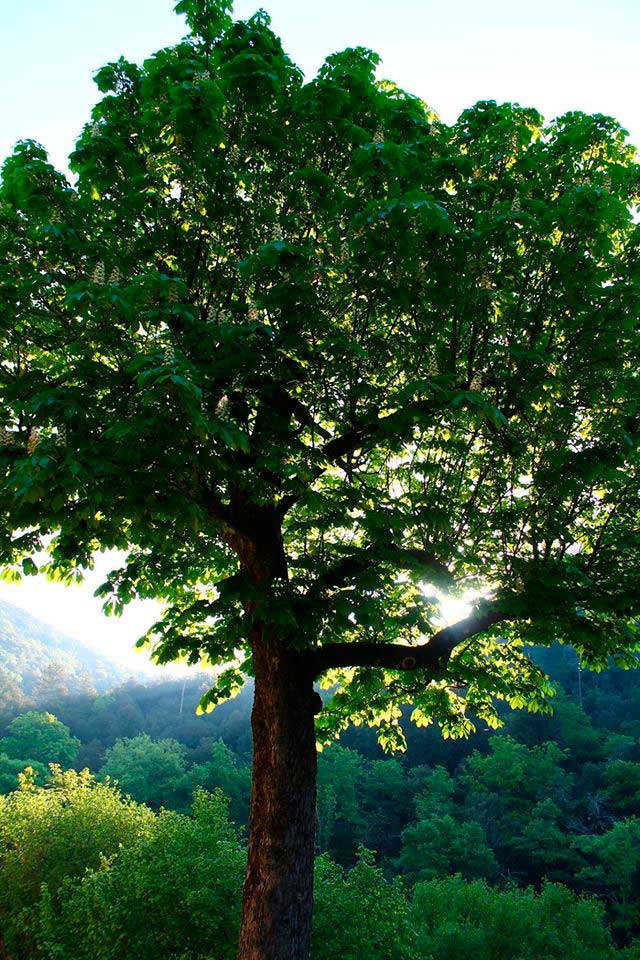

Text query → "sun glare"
[422,587,484,628]
[437,593,473,627]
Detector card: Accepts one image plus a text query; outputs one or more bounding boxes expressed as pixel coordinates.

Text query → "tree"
[0,766,154,959]
[397,813,497,883]
[31,660,72,707]
[574,818,640,942]
[37,789,245,960]
[312,850,415,960]
[0,710,80,767]
[1,0,640,956]
[99,732,189,809]
[188,737,251,824]
[0,754,46,794]
[410,877,618,960]
[0,667,28,721]
[315,745,365,857]
[397,763,497,882]
[603,760,640,817]
[459,736,573,879]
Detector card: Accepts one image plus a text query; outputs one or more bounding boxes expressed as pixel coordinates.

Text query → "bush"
[411,876,616,960]
[312,849,414,960]
[37,789,245,960]
[0,766,154,959]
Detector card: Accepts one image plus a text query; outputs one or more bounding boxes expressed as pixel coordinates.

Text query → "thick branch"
[203,487,235,530]
[202,486,258,557]
[308,545,454,597]
[307,608,511,678]
[278,397,444,515]
[321,398,441,465]
[252,386,331,443]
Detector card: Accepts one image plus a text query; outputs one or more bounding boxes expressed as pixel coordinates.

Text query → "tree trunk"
[237,639,318,960]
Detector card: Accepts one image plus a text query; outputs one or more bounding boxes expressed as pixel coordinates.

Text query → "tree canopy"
[2,0,639,748]
[0,710,80,767]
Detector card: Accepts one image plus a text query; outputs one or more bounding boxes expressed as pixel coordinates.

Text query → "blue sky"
[0,0,638,666]
[2,0,639,173]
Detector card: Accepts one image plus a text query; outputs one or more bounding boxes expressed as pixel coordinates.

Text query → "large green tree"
[0,766,155,959]
[99,733,190,809]
[1,1,640,957]
[0,711,80,768]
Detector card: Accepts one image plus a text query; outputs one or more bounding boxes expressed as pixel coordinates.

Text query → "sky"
[0,0,639,667]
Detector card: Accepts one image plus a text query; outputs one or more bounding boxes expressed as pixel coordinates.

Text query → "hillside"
[0,599,133,703]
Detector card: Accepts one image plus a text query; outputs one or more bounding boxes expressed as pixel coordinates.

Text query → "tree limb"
[307,608,511,678]
[321,398,441,464]
[202,486,258,555]
[277,396,445,515]
[306,545,454,597]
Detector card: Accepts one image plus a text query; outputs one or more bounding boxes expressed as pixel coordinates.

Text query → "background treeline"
[1,642,640,957]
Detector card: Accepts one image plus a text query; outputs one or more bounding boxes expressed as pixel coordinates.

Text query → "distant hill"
[0,599,133,701]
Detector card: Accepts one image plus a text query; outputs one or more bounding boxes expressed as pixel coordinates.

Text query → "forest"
[1,641,639,959]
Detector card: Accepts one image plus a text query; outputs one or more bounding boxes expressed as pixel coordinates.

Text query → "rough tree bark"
[237,636,319,960]
[231,507,508,960]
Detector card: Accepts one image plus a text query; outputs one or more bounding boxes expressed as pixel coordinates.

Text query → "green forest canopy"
[2,661,640,959]
[1,645,640,947]
[0,771,628,960]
